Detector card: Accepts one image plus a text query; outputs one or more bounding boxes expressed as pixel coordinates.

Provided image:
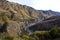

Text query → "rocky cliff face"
[0,0,60,37]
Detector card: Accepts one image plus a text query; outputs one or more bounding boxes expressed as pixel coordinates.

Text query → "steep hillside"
[27,16,60,33]
[0,0,60,38]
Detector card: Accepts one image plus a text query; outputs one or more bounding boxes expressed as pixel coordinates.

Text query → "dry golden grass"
[33,31,48,35]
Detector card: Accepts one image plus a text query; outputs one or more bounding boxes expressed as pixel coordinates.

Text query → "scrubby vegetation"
[0,32,13,40]
[0,27,60,40]
[20,27,60,40]
[0,16,9,23]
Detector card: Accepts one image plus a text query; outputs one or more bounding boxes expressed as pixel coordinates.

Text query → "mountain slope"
[0,0,60,37]
[27,16,60,33]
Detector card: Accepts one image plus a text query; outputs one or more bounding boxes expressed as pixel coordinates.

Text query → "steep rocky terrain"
[0,0,60,37]
[28,16,60,33]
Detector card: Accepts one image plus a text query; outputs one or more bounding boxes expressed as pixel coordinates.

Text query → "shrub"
[0,16,9,23]
[49,27,60,38]
[2,16,9,23]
